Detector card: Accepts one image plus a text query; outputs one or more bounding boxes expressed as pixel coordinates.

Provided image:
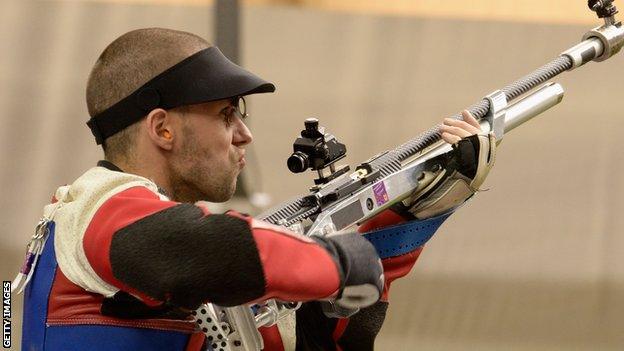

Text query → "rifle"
[194,1,624,350]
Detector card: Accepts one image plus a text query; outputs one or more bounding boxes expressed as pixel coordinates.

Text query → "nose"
[233,118,253,146]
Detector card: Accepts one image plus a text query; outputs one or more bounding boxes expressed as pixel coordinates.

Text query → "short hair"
[86,28,210,161]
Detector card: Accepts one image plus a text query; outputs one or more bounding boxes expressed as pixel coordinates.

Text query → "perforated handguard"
[193,301,301,351]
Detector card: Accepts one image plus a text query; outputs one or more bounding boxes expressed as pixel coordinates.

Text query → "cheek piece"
[86,46,276,145]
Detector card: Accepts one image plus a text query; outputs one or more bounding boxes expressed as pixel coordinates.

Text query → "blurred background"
[1,0,623,350]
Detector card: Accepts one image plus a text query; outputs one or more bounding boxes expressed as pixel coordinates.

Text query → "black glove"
[405,132,496,219]
[313,232,384,314]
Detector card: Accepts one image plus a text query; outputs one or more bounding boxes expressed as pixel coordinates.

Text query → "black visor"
[87,47,275,144]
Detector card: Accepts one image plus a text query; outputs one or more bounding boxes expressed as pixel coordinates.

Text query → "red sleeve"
[230,212,341,302]
[82,186,341,307]
[83,186,177,305]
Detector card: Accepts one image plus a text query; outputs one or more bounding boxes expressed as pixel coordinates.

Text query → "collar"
[97,160,124,172]
[97,160,171,198]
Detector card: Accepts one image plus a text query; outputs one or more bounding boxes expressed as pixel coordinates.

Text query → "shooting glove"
[404,132,496,219]
[313,232,384,317]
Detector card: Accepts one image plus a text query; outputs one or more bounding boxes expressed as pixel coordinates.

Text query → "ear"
[145,108,174,151]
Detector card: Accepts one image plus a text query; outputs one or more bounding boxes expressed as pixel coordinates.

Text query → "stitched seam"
[46,318,198,333]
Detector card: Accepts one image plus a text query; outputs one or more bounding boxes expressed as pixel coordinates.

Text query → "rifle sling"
[362,211,453,259]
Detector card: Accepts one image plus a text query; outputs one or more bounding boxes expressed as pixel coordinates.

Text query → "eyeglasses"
[232,96,248,119]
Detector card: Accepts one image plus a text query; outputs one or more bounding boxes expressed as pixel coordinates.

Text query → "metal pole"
[215,0,240,64]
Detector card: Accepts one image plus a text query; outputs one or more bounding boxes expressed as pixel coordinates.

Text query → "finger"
[439,124,471,138]
[461,110,482,131]
[443,118,481,135]
[441,131,461,144]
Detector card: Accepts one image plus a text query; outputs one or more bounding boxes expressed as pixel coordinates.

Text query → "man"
[18,28,494,351]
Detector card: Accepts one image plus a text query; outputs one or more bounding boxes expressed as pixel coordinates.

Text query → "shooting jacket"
[21,161,349,351]
[21,161,436,350]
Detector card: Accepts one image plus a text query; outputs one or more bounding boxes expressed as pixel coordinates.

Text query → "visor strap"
[85,46,275,145]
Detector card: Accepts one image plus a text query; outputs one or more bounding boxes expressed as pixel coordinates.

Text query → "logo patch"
[372,182,389,206]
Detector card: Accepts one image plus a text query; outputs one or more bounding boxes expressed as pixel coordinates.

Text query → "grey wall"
[1,1,623,350]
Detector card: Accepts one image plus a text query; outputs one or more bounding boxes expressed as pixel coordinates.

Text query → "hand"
[313,233,384,314]
[404,110,496,219]
[439,110,483,144]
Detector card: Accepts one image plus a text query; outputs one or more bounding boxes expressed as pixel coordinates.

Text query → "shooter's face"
[168,99,253,203]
